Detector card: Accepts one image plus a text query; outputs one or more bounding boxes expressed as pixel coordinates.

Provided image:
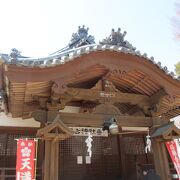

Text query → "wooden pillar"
[50,140,56,180]
[54,140,59,180]
[161,142,171,179]
[37,139,45,177]
[36,115,73,180]
[117,135,127,180]
[44,140,60,180]
[152,139,171,180]
[44,140,51,180]
[55,141,59,180]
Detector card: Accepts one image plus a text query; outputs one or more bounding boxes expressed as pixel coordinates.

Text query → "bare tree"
[173,2,180,40]
[173,1,180,75]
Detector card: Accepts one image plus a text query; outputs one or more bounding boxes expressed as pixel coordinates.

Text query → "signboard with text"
[70,127,108,137]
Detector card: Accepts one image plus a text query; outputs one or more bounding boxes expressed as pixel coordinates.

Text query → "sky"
[0,0,179,72]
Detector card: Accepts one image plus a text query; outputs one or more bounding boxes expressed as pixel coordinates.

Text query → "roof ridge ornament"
[69,25,95,48]
[100,28,136,50]
[9,48,21,63]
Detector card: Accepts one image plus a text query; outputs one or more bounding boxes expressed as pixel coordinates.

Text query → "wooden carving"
[92,104,121,115]
[142,88,169,116]
[102,79,119,92]
[32,110,48,123]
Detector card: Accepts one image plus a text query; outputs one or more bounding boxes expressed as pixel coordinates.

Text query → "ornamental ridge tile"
[0,26,179,81]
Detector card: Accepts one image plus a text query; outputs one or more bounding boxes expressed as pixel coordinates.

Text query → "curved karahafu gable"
[4,49,180,119]
[0,27,180,119]
[5,49,180,93]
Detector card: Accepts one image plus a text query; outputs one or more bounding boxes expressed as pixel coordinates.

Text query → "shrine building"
[0,26,180,180]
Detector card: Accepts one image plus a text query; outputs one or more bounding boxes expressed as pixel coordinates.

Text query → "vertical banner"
[166,141,180,179]
[175,139,180,161]
[16,139,36,180]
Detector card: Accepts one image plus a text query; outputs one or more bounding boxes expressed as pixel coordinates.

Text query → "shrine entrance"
[36,111,155,180]
[59,136,122,180]
[58,134,154,180]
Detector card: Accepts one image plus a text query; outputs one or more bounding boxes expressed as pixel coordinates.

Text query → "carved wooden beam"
[59,112,163,127]
[52,87,151,106]
[149,88,168,111]
[149,89,168,104]
[29,88,170,119]
[142,89,168,115]
[32,110,163,127]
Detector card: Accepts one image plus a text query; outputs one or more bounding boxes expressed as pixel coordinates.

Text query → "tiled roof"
[0,26,179,82]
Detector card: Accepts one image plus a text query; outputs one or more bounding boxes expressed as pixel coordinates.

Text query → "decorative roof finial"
[69,25,95,48]
[100,28,135,50]
[9,48,21,63]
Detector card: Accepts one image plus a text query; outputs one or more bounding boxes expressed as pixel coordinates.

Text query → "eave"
[1,49,180,119]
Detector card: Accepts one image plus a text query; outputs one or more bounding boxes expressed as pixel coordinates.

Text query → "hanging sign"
[166,141,180,179]
[16,139,36,180]
[70,127,108,137]
[99,92,115,98]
